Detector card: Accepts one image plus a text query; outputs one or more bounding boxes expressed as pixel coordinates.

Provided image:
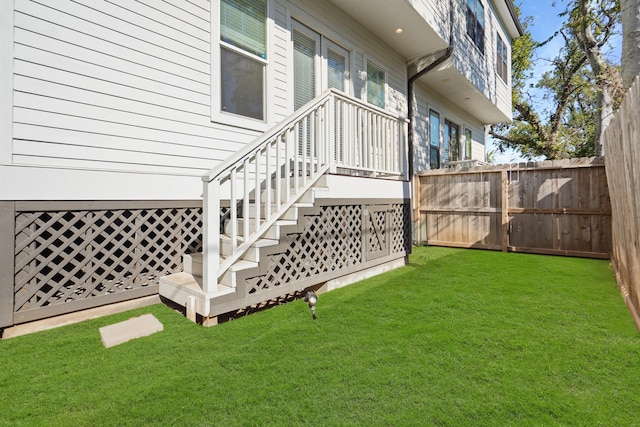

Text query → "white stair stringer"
[159,183,329,322]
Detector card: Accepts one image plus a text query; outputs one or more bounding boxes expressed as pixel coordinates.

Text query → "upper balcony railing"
[200,89,408,294]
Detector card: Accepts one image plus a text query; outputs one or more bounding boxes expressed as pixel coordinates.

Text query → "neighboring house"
[0,0,522,329]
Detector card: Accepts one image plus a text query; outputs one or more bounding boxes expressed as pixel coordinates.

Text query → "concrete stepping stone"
[99,313,163,348]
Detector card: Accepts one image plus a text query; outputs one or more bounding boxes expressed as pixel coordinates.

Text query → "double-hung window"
[496,35,508,82]
[466,0,485,53]
[218,0,267,122]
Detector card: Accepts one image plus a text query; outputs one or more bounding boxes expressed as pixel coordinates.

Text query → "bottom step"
[159,272,235,319]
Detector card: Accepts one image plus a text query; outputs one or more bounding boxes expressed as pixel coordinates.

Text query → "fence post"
[501,170,508,252]
[0,201,15,328]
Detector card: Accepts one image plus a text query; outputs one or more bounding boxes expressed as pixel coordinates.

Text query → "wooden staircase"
[159,89,407,324]
[159,179,329,322]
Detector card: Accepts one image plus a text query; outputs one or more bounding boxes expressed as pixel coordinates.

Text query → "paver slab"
[99,313,163,348]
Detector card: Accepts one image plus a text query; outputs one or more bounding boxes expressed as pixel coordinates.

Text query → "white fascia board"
[0,165,203,201]
[316,175,411,200]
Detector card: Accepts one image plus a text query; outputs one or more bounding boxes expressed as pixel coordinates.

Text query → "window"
[465,129,472,160]
[466,0,485,53]
[367,61,385,108]
[444,120,460,164]
[327,48,346,92]
[497,35,508,82]
[429,110,441,169]
[218,0,267,121]
[293,29,317,110]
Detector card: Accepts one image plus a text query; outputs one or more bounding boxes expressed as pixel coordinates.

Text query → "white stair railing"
[201,89,407,294]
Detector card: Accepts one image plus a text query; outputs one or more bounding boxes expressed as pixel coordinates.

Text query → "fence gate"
[415,157,611,259]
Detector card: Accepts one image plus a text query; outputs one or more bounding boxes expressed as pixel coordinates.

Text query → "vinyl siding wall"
[452,0,512,120]
[409,0,450,45]
[490,2,513,117]
[3,0,407,200]
[413,82,486,173]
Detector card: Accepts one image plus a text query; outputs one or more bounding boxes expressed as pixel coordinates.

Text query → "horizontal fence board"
[508,246,610,259]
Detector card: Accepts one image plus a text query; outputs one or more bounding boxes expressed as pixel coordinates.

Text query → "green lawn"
[1,247,639,426]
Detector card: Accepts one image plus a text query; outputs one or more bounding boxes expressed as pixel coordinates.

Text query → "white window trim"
[464,127,473,160]
[290,19,322,112]
[466,0,486,54]
[288,14,354,113]
[211,0,273,132]
[427,106,442,169]
[496,33,509,84]
[364,56,387,109]
[287,6,355,104]
[322,39,351,96]
[444,118,461,163]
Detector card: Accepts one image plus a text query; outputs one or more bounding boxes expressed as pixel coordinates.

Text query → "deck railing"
[201,89,407,294]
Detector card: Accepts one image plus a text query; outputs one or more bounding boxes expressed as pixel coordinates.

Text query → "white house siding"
[489,2,513,118]
[452,0,513,122]
[2,0,408,201]
[11,0,235,176]
[413,82,486,173]
[0,0,13,167]
[283,0,407,116]
[409,0,450,44]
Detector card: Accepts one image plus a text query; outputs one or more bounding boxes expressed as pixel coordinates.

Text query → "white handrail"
[201,89,407,293]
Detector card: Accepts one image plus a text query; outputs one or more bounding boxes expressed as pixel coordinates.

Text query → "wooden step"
[183,252,259,289]
[225,218,297,240]
[220,235,278,261]
[220,259,259,288]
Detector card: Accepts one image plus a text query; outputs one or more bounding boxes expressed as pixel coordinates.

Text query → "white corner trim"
[0,0,14,166]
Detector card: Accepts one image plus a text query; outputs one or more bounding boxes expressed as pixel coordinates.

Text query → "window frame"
[212,0,271,131]
[496,34,508,82]
[444,119,460,164]
[464,128,473,160]
[466,0,485,54]
[428,109,441,169]
[366,60,386,109]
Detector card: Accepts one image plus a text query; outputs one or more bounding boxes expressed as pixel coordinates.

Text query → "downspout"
[407,0,455,177]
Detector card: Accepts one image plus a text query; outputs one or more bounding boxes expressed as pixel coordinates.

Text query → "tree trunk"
[621,0,640,89]
[577,0,616,155]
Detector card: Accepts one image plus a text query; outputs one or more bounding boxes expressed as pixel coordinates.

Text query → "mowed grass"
[1,247,639,426]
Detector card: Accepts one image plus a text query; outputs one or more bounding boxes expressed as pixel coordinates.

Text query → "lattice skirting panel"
[1,201,205,326]
[238,200,411,302]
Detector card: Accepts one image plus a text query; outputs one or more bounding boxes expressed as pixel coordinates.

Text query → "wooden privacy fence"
[603,75,640,331]
[415,157,611,259]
